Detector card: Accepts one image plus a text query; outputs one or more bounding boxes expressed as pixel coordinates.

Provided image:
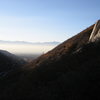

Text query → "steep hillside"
[27,24,94,68]
[0,20,100,100]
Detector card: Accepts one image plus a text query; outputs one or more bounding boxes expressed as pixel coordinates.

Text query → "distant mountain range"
[0,40,60,45]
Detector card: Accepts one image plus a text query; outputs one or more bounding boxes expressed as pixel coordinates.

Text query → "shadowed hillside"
[0,50,26,77]
[0,20,100,100]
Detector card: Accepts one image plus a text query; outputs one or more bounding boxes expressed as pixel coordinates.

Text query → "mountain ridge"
[26,23,95,69]
[0,50,26,77]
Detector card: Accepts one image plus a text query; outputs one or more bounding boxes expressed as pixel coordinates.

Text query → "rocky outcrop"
[89,20,100,42]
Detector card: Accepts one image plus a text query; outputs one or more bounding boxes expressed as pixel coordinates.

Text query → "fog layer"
[0,44,57,54]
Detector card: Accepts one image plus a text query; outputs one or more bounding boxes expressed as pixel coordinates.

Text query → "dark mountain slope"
[0,20,100,100]
[0,50,26,77]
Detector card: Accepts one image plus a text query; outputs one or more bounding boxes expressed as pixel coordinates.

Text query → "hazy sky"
[0,0,100,42]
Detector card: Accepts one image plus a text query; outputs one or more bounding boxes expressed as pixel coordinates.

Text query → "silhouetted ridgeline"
[0,20,100,100]
[0,50,26,77]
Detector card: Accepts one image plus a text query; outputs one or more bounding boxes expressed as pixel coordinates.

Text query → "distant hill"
[0,50,26,77]
[0,20,100,100]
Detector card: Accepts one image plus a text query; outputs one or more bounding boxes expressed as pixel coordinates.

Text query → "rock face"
[0,20,100,100]
[89,20,100,42]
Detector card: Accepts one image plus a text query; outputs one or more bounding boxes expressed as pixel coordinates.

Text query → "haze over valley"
[0,41,60,61]
[0,41,59,54]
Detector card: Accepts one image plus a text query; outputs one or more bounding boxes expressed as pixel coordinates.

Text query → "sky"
[0,0,100,42]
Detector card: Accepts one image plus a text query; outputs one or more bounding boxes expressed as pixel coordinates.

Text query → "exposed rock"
[89,20,100,42]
